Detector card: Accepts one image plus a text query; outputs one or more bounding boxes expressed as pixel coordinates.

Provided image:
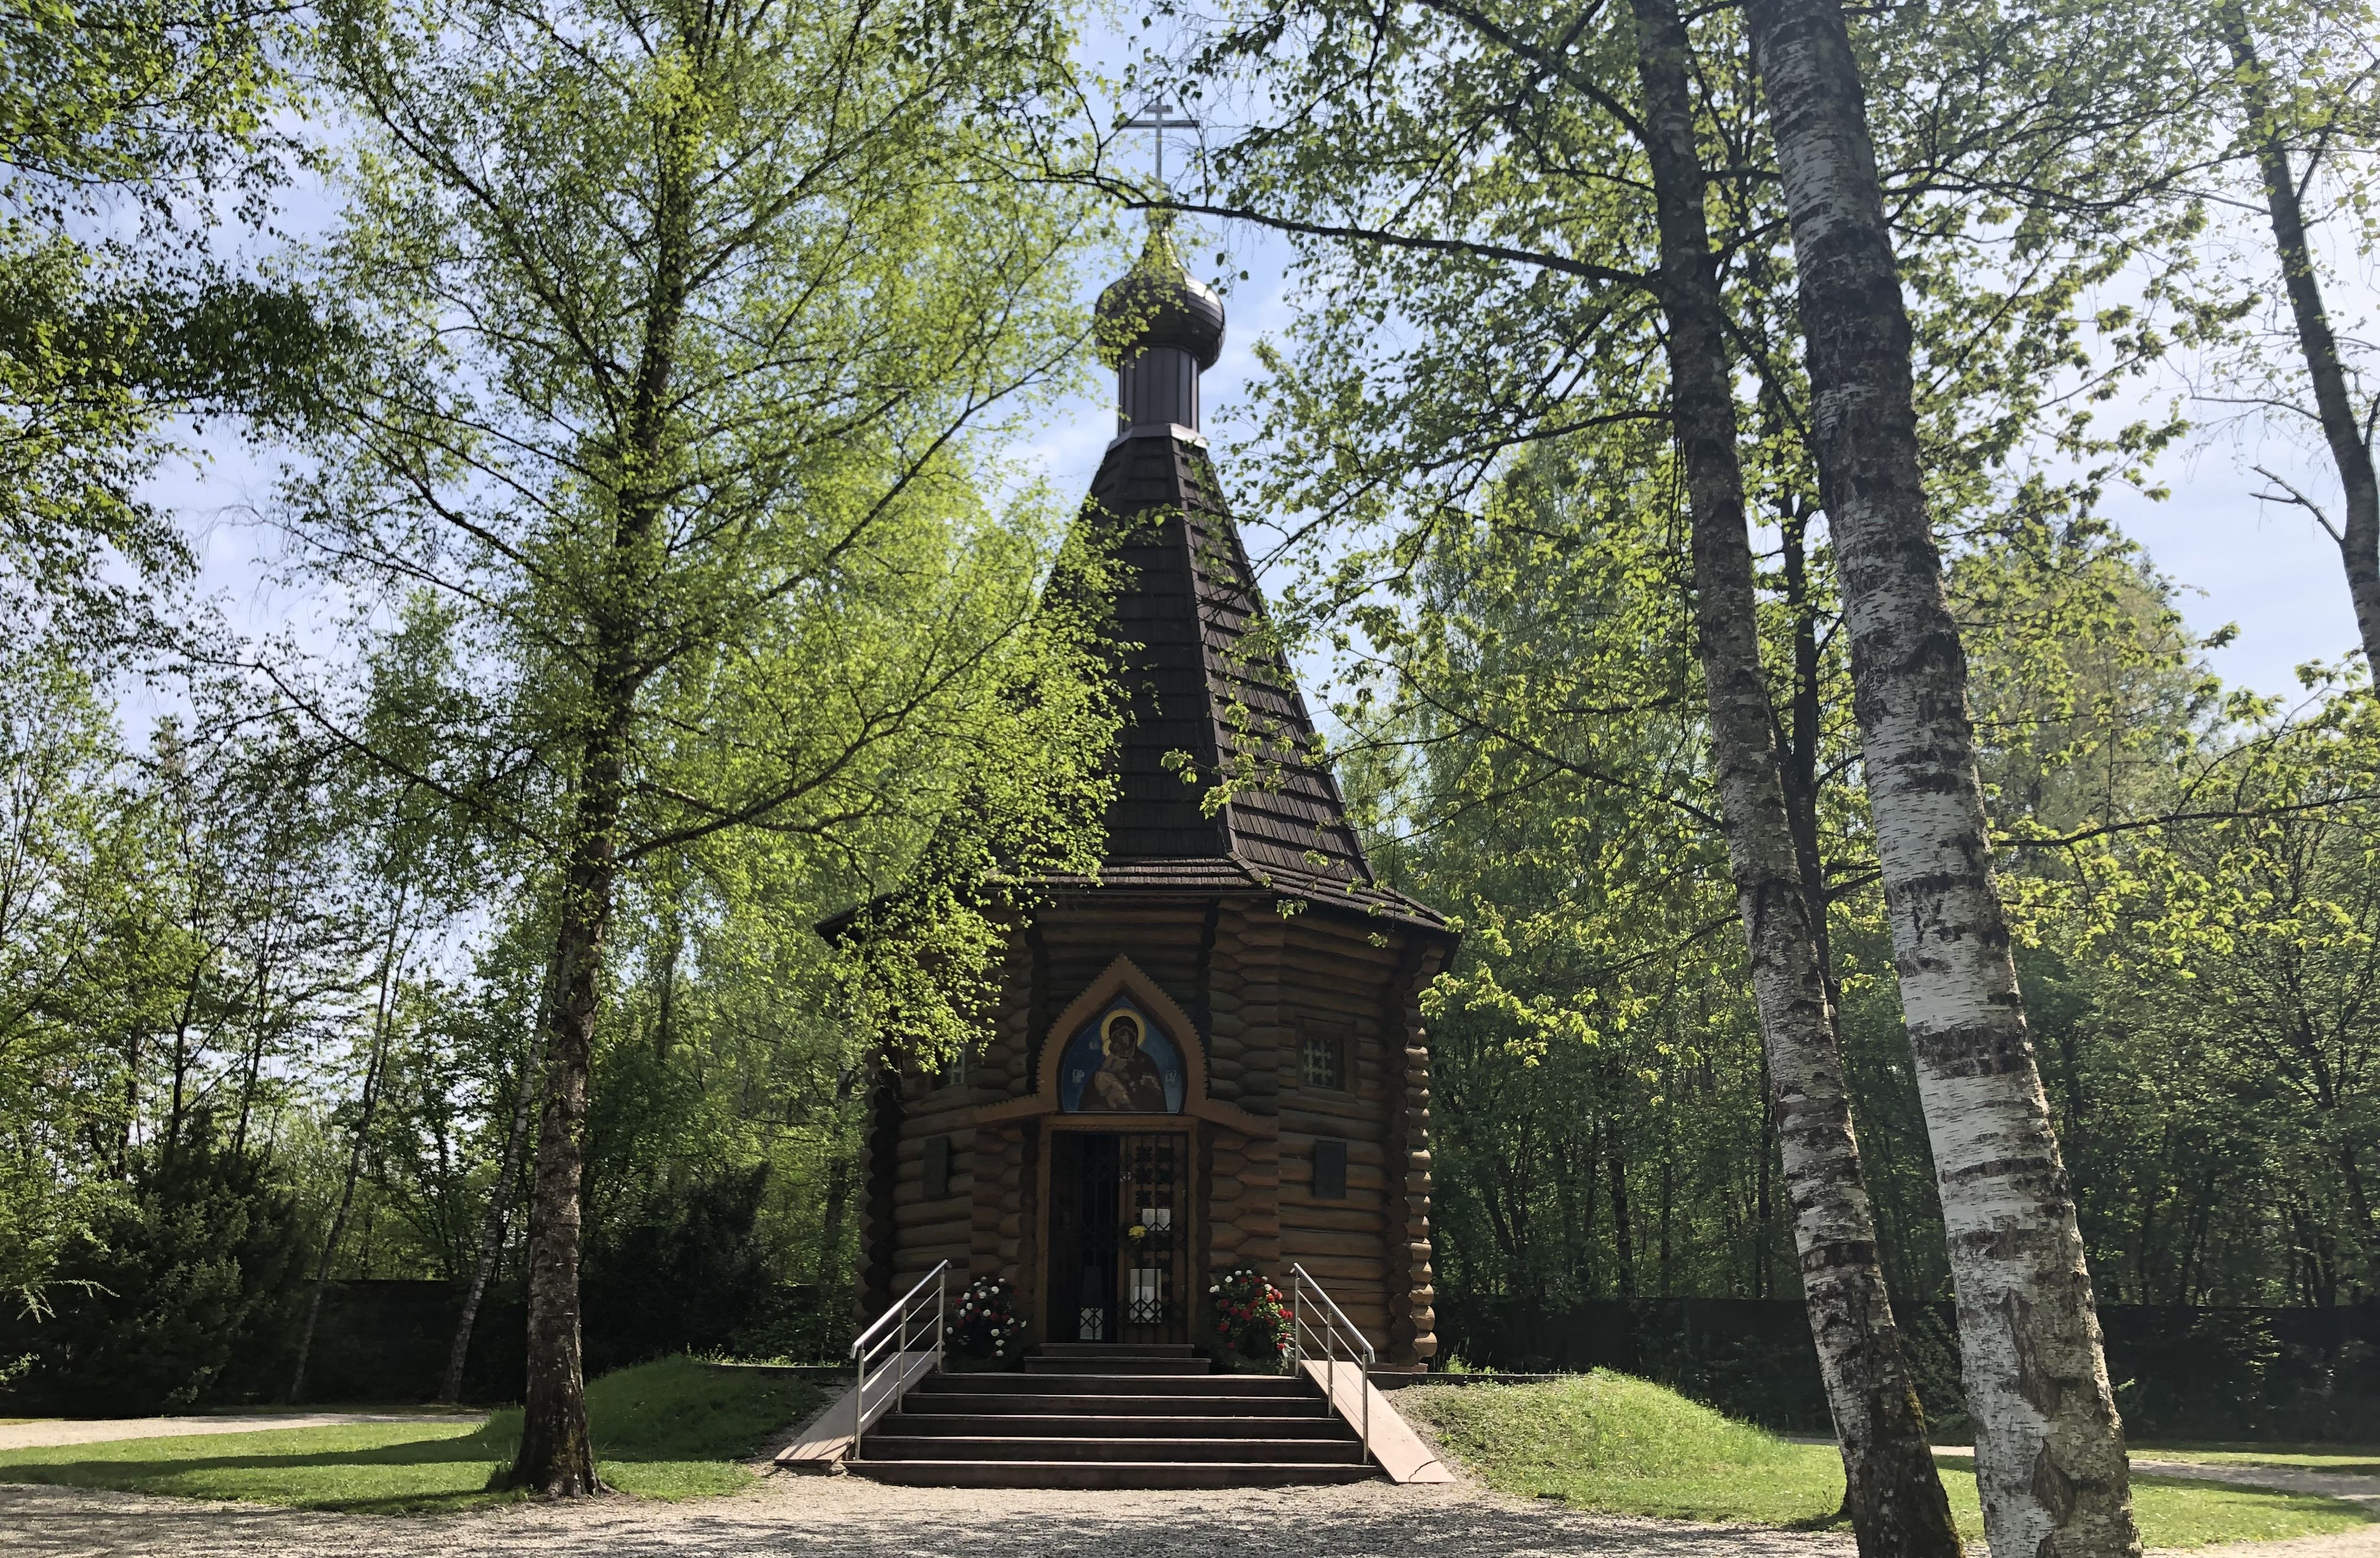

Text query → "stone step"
[1024,1354,1211,1374]
[917,1372,1304,1397]
[901,1393,1332,1420]
[859,1435,1365,1465]
[845,1459,1378,1490]
[1035,1343,1198,1357]
[876,1410,1348,1438]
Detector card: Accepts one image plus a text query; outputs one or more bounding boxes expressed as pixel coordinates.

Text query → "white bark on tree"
[1742,1,2140,1553]
[1626,1,1959,1550]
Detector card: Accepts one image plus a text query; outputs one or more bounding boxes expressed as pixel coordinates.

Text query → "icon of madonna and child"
[1058,1004,1186,1114]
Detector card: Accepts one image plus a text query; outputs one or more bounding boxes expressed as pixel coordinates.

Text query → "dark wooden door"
[1050,1131,1188,1344]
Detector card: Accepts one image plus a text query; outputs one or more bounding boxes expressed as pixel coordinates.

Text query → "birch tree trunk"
[2217,1,2380,686]
[509,829,613,1494]
[1627,3,1958,1550]
[506,103,692,1499]
[1742,1,2139,1552]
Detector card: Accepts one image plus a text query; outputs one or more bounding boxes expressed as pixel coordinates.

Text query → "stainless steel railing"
[1287,1262,1374,1467]
[848,1259,949,1461]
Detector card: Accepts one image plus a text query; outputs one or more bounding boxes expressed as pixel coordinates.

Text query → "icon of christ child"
[1088,1012,1168,1112]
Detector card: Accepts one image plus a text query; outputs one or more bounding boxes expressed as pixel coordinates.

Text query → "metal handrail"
[848,1259,949,1461]
[1287,1262,1375,1468]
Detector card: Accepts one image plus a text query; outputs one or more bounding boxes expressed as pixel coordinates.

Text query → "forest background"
[2,0,2376,1448]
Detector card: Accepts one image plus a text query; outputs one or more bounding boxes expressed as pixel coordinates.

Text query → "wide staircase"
[845,1343,1375,1488]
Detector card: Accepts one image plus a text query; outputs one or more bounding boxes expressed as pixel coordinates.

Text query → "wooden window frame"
[1299,1023,1348,1091]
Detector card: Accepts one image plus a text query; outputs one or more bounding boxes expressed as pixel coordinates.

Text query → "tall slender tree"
[286,884,411,1402]
[1742,0,2139,1552]
[292,0,1116,1491]
[1158,0,2180,1540]
[2213,0,2380,685]
[1627,0,1957,1548]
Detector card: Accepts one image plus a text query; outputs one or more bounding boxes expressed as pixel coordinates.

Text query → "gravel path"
[2131,1460,2380,1512]
[4,1447,2376,1557]
[0,1413,485,1452]
[1,1474,1849,1557]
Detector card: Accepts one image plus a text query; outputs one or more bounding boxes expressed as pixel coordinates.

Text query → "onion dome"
[1094,218,1225,371]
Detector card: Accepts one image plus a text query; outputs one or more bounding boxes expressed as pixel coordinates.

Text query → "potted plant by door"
[1208,1266,1290,1372]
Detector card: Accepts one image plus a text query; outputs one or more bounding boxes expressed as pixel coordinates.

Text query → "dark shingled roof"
[1054,428,1449,932]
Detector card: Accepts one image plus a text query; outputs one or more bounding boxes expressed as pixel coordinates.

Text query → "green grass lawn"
[0,1356,822,1513]
[1398,1373,2378,1550]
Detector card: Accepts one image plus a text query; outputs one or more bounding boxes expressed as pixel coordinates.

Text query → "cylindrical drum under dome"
[1094,221,1225,434]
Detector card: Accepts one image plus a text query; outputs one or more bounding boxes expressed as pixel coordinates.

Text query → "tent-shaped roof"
[1042,428,1446,932]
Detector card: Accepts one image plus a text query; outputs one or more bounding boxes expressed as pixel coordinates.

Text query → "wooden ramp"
[774,1350,939,1469]
[1300,1360,1456,1484]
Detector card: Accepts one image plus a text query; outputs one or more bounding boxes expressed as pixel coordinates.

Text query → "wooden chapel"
[850,223,1457,1373]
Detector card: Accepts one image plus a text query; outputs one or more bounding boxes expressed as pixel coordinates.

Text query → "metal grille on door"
[1118,1132,1186,1342]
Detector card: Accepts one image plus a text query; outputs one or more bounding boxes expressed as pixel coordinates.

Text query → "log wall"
[859,892,1445,1363]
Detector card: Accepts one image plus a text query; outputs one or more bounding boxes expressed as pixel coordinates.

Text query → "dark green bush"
[7,1118,305,1413]
[581,1163,777,1373]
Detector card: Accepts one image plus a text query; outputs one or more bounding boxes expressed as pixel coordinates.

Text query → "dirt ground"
[6,1419,2380,1558]
[5,1474,1844,1558]
[6,1469,2380,1558]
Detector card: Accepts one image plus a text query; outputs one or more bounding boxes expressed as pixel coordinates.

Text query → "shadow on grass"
[0,1360,825,1516]
[2147,1458,2380,1478]
[1933,1454,2378,1526]
[0,1423,527,1514]
[1779,1503,1853,1533]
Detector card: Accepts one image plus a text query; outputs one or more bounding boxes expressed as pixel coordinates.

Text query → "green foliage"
[13,1118,305,1414]
[581,1164,777,1375]
[1323,379,2380,1322]
[0,646,144,1318]
[0,645,397,1372]
[283,0,1122,1070]
[1333,437,1791,1308]
[2022,686,2380,1303]
[0,0,331,629]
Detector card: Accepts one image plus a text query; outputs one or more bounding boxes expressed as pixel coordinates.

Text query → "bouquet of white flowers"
[953,1275,1024,1362]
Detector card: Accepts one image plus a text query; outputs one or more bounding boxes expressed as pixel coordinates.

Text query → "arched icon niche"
[1057,1000,1185,1114]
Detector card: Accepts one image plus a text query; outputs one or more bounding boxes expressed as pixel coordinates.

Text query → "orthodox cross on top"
[1123,97,1199,194]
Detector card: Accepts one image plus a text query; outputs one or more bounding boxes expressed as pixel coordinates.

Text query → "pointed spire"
[1048,220,1446,928]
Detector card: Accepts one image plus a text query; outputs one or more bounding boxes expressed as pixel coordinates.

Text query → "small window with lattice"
[1300,1024,1346,1090]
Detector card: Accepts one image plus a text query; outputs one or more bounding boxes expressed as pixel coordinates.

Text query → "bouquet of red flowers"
[953,1276,1024,1362]
[1208,1266,1289,1361]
